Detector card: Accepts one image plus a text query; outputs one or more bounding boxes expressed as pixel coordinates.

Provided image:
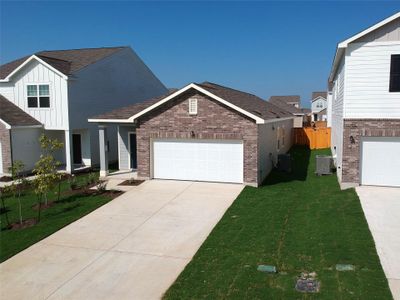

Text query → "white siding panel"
[344,43,400,119]
[11,128,43,172]
[331,57,345,181]
[118,126,135,170]
[258,118,293,184]
[0,60,69,130]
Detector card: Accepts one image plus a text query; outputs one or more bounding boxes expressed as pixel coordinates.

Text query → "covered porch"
[96,124,137,178]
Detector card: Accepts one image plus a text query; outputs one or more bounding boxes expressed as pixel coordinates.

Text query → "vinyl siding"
[353,18,400,43]
[10,127,43,172]
[68,47,168,165]
[258,118,293,184]
[331,57,345,181]
[0,60,69,130]
[344,42,400,118]
[118,125,135,170]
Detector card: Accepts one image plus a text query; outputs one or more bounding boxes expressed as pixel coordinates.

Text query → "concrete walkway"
[356,186,400,300]
[0,180,244,300]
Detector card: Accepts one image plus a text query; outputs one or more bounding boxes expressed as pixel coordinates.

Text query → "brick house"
[328,12,400,188]
[89,82,295,187]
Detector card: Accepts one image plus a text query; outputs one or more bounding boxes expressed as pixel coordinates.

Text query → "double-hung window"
[389,54,400,92]
[27,84,50,108]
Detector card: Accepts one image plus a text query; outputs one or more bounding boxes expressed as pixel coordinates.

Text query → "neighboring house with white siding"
[328,12,400,188]
[0,46,167,175]
[311,92,327,121]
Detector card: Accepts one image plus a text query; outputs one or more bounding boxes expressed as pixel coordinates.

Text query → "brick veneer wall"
[135,90,259,185]
[342,119,400,183]
[0,123,12,173]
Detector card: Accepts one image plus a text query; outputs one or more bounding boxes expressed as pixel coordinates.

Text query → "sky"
[0,1,399,108]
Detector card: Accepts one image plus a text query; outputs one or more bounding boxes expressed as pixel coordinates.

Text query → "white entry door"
[361,137,400,187]
[153,139,243,183]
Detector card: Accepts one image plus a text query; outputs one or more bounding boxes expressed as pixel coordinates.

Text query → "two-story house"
[0,46,167,175]
[311,92,327,121]
[328,12,400,188]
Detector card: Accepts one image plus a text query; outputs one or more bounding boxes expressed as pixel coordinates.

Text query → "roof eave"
[329,12,400,84]
[0,55,68,82]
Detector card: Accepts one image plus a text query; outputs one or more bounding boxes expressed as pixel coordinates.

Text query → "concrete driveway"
[0,180,243,300]
[356,186,400,300]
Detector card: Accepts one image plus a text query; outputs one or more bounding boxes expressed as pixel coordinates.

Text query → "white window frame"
[188,98,198,115]
[26,83,51,109]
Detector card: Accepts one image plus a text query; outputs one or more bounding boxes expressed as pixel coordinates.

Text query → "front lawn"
[0,173,118,262]
[164,147,392,299]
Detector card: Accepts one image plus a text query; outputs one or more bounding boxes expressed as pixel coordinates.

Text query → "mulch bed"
[9,218,37,230]
[0,176,13,182]
[31,201,55,211]
[118,179,144,186]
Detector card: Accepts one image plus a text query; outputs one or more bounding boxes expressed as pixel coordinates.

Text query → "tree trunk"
[1,196,10,227]
[17,197,22,225]
[37,194,42,223]
[57,181,61,202]
[44,193,48,206]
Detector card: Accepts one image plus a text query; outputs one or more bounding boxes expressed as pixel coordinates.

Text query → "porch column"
[64,130,72,173]
[98,125,109,177]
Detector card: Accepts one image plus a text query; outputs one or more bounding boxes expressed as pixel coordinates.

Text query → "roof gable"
[329,12,400,83]
[0,46,127,81]
[89,82,293,124]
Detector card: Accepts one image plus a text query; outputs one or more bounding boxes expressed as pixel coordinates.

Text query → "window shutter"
[389,54,400,92]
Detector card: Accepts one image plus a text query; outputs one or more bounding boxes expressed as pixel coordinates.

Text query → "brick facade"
[0,122,12,174]
[342,119,400,183]
[135,90,259,185]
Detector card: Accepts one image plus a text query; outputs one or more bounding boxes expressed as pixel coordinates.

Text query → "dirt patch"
[118,179,144,186]
[101,190,124,198]
[0,176,13,182]
[9,218,37,230]
[31,201,55,211]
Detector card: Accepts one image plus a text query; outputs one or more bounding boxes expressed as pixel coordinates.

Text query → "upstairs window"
[389,54,400,92]
[189,98,198,115]
[27,84,50,108]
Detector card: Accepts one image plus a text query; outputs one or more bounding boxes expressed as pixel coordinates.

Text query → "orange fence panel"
[293,127,331,149]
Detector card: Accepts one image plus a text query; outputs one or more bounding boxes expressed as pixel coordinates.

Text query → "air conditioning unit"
[277,154,292,172]
[316,155,334,175]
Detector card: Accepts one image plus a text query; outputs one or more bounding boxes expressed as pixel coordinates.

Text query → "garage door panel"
[361,137,400,187]
[153,140,243,183]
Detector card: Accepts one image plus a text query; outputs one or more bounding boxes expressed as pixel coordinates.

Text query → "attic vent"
[189,98,198,115]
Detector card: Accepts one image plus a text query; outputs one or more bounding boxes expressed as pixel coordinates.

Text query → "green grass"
[0,173,114,262]
[164,147,392,299]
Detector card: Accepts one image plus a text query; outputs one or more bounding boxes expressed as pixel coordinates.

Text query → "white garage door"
[361,137,400,187]
[153,139,243,183]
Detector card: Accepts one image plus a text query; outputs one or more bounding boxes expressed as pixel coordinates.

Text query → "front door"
[129,133,137,169]
[72,134,82,165]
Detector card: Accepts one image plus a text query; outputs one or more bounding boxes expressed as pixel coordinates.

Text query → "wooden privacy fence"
[293,127,331,149]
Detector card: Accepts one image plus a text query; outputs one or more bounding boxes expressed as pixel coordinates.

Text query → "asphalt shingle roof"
[312,91,327,100]
[268,96,304,115]
[0,47,127,79]
[91,82,293,121]
[0,95,42,127]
